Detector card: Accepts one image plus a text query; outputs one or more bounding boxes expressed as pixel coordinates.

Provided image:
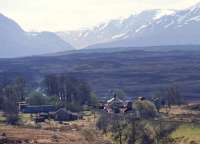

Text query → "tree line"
[43,73,97,111]
[44,74,93,105]
[0,73,96,124]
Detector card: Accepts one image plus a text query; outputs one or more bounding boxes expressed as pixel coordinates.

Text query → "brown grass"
[0,113,111,144]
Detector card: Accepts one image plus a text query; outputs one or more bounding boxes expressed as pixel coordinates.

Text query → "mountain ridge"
[58,9,175,49]
[0,13,74,58]
[58,2,200,50]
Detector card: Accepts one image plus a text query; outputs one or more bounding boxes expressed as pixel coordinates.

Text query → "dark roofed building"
[21,105,56,114]
[52,108,79,121]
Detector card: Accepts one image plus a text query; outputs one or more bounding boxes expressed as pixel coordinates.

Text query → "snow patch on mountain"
[58,1,200,49]
[112,33,127,39]
[164,20,174,28]
[187,15,200,22]
[153,10,175,20]
[135,25,148,33]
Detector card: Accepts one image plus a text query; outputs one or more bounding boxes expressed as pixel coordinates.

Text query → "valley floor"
[0,113,111,144]
[171,124,200,144]
[1,105,200,144]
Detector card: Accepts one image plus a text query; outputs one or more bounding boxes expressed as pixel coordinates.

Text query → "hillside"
[0,45,200,100]
[0,13,74,58]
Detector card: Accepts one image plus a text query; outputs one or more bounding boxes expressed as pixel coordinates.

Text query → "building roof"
[21,105,56,113]
[107,97,123,104]
[53,108,79,121]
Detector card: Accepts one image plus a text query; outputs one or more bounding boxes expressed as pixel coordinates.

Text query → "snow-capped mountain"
[57,9,175,49]
[58,2,200,49]
[0,13,74,58]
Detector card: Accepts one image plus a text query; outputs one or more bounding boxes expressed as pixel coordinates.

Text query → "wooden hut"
[53,108,79,121]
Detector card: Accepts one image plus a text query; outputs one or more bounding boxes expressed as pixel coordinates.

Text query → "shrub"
[27,91,49,105]
[64,102,83,112]
[133,100,158,119]
[81,128,97,142]
[6,114,19,125]
[96,112,110,133]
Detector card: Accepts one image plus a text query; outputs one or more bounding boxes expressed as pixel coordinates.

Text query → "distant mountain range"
[1,2,200,58]
[0,14,74,58]
[58,2,200,49]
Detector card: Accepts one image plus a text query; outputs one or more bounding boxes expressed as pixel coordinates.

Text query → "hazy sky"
[0,0,199,31]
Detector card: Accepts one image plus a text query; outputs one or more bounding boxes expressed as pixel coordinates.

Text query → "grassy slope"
[171,124,200,144]
[0,112,110,144]
[0,115,6,122]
